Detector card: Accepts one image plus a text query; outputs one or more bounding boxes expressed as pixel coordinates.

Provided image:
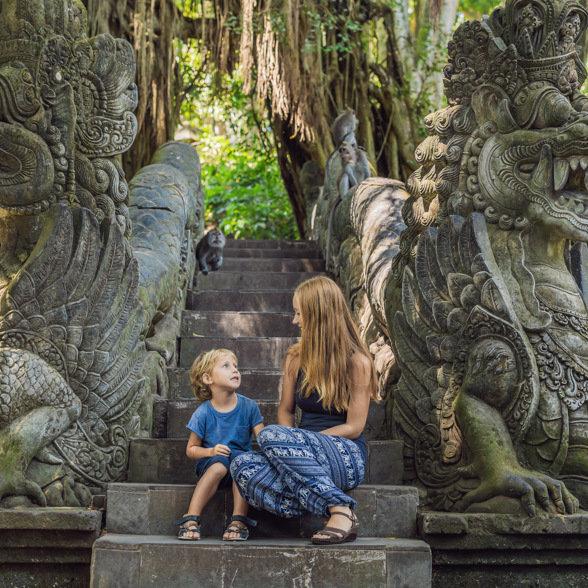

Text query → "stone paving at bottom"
[91,535,432,588]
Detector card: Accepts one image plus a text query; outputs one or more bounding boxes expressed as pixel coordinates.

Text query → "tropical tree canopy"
[87,1,580,237]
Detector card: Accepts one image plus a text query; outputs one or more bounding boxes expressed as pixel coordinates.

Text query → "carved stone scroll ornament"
[390,0,588,514]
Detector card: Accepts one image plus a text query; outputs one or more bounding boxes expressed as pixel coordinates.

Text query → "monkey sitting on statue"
[323,109,372,268]
[338,141,370,197]
[196,229,226,275]
[330,109,371,198]
[332,109,358,148]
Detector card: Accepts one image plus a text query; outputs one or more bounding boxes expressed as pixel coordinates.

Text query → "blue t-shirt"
[186,394,263,456]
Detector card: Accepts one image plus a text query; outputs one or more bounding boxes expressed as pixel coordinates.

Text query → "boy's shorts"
[195,456,232,487]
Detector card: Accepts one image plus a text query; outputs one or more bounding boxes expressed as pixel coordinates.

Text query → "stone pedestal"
[0,508,103,588]
[419,512,588,588]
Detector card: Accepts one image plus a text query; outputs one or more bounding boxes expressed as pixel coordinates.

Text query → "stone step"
[179,336,298,369]
[91,535,431,588]
[225,239,320,250]
[188,289,295,312]
[221,258,325,272]
[197,271,320,290]
[0,508,103,588]
[127,439,403,486]
[164,398,386,441]
[104,483,418,539]
[224,247,323,259]
[168,367,281,400]
[182,310,298,338]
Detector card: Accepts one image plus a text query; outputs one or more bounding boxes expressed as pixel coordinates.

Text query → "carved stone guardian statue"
[0,0,201,507]
[391,0,588,514]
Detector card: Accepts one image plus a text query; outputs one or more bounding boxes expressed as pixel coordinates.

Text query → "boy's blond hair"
[189,349,238,401]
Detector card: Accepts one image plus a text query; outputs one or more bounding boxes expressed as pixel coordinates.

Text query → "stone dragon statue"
[0,0,201,507]
[391,0,588,515]
[309,0,588,515]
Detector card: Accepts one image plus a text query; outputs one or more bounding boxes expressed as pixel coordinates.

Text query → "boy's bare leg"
[183,462,228,539]
[223,481,251,539]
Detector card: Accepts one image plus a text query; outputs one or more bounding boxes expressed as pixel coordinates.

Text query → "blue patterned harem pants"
[230,424,366,518]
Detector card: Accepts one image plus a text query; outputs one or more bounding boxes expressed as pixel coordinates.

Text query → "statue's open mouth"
[515,142,588,225]
[0,199,52,215]
[551,156,588,213]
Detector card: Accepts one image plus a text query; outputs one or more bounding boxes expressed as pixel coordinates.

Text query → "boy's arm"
[252,422,264,438]
[186,432,230,460]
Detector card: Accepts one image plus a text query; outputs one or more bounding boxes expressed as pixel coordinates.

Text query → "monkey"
[332,109,358,148]
[196,229,226,275]
[325,128,372,269]
[338,141,370,197]
[323,109,360,206]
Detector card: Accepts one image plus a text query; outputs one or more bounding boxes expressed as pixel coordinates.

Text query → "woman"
[230,276,378,544]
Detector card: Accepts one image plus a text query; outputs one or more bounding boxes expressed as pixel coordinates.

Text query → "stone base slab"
[0,508,103,588]
[419,511,588,587]
[91,536,431,588]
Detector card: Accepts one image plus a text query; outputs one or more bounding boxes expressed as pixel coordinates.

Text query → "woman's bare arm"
[320,352,372,439]
[278,352,298,427]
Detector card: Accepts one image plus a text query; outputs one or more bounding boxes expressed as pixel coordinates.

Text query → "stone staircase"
[90,239,432,587]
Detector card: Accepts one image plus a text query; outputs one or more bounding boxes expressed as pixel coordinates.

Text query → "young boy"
[174,349,264,540]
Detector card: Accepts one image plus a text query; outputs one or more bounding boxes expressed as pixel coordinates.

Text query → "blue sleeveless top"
[295,370,367,459]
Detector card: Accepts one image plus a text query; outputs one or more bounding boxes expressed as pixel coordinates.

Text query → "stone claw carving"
[454,467,579,516]
[0,471,47,507]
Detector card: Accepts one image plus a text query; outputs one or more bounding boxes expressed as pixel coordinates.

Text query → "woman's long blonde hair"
[290,276,378,411]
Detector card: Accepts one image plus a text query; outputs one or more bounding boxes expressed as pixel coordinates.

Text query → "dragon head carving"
[393,0,588,282]
[0,0,137,226]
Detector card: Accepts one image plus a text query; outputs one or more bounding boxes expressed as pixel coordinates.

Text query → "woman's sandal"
[222,515,257,541]
[311,510,359,545]
[174,514,201,541]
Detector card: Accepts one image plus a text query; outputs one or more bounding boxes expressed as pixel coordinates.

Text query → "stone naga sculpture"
[0,1,200,506]
[390,0,588,515]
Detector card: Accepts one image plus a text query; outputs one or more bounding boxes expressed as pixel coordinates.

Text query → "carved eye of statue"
[52,69,64,83]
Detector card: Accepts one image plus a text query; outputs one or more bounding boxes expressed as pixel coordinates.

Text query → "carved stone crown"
[444,0,588,106]
[496,0,588,90]
[501,0,588,61]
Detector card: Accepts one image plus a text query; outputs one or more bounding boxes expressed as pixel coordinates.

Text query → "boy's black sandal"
[310,510,359,545]
[222,515,257,541]
[174,514,201,541]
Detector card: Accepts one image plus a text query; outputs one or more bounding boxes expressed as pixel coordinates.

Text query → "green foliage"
[458,0,499,19]
[187,72,298,240]
[201,135,298,240]
[171,0,298,240]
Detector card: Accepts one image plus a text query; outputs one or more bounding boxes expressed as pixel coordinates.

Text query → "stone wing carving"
[0,203,145,492]
[393,213,539,510]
